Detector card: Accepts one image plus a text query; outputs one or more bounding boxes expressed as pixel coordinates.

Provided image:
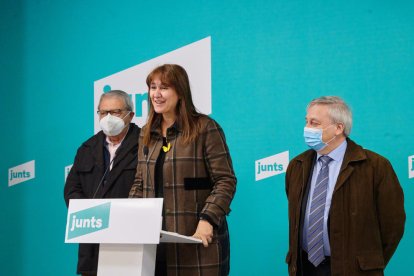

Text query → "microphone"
[92,157,115,199]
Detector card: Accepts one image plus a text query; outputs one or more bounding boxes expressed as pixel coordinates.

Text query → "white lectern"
[65,198,201,276]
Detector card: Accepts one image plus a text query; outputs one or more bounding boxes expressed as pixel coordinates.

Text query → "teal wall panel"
[1,0,413,274]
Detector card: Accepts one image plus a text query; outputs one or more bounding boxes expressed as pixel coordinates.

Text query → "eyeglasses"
[97,109,127,117]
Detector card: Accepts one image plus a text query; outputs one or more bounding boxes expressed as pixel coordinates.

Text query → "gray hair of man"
[307,96,352,137]
[98,90,134,111]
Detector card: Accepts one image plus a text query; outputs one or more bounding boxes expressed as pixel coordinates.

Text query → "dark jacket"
[64,123,140,274]
[129,116,237,276]
[285,139,405,275]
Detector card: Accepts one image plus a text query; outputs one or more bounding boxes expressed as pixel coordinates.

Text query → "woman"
[129,64,237,276]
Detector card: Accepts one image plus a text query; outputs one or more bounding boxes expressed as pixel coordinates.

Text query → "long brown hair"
[143,64,204,146]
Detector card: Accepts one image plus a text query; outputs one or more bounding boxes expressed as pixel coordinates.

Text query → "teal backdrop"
[1,0,413,275]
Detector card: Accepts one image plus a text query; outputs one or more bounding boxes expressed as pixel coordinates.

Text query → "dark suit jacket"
[64,123,140,274]
[285,139,405,275]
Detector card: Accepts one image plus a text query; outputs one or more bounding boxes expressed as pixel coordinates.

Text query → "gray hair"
[98,90,134,111]
[307,96,352,136]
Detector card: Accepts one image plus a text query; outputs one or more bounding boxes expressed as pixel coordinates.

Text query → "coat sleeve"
[63,147,87,207]
[200,119,237,227]
[129,168,143,198]
[376,158,406,265]
[285,161,294,197]
[129,136,144,198]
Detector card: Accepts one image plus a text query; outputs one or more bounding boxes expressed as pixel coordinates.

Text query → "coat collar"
[150,115,181,138]
[111,124,139,166]
[84,123,139,161]
[295,138,367,192]
[340,138,367,167]
[333,138,366,192]
[295,138,366,164]
[83,123,140,197]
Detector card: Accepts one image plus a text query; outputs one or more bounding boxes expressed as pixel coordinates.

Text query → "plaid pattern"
[129,116,237,276]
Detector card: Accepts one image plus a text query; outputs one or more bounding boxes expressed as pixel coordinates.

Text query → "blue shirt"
[303,140,347,256]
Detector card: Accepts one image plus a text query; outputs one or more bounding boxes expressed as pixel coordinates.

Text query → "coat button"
[165,209,171,213]
[292,266,296,273]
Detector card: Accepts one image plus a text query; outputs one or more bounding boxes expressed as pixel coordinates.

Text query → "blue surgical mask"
[304,126,335,151]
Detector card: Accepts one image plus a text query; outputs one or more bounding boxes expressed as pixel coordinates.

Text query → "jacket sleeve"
[376,158,406,265]
[200,119,237,227]
[129,168,143,198]
[129,136,144,198]
[63,147,87,207]
[285,161,293,197]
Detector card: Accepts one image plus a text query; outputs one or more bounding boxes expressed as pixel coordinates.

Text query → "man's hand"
[192,219,213,247]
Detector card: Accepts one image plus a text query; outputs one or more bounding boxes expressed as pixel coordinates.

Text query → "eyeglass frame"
[96,109,129,117]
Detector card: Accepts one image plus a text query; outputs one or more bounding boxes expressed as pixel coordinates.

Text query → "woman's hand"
[192,219,213,247]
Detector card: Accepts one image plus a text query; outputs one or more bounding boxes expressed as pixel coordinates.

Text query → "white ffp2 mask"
[99,112,130,136]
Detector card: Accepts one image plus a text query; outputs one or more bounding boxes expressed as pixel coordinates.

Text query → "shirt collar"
[317,139,347,162]
[104,125,130,147]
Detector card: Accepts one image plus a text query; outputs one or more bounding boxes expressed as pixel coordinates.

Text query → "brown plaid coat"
[129,116,237,276]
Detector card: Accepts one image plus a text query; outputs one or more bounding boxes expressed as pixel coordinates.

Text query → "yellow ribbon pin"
[162,143,171,152]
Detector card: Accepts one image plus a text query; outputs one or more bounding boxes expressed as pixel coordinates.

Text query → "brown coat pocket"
[356,252,385,270]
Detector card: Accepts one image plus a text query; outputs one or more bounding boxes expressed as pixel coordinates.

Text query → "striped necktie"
[307,155,333,267]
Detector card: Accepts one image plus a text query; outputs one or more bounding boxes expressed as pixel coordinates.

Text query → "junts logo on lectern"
[67,202,111,239]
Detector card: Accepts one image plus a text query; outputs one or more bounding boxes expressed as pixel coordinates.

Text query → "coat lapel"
[101,126,137,196]
[297,150,316,203]
[333,139,367,193]
[145,135,162,197]
[90,133,106,192]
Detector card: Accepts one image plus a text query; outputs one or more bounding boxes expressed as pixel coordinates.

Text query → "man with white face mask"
[285,96,405,276]
[64,90,140,276]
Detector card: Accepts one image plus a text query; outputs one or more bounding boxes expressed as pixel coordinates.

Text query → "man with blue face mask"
[285,96,405,276]
[64,90,140,276]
